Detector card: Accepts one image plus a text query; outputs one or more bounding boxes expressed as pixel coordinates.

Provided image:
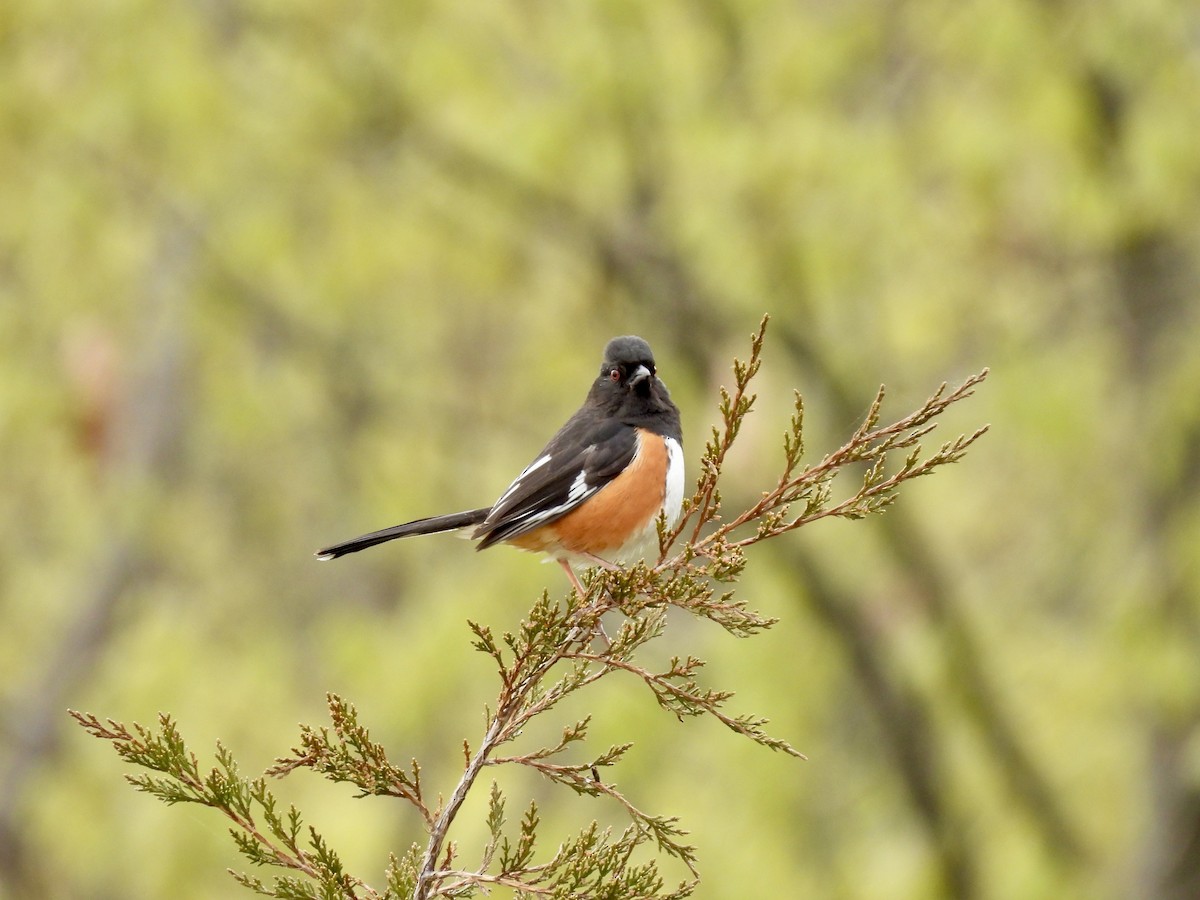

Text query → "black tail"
[315,508,491,560]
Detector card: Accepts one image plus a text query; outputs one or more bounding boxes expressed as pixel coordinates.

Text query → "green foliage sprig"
[72,316,988,899]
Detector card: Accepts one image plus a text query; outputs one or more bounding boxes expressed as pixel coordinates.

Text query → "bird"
[316,336,684,597]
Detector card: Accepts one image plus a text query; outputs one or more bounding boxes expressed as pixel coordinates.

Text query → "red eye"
[609,368,621,382]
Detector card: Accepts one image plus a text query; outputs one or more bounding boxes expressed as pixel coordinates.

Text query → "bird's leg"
[558,558,612,650]
[558,558,588,598]
[579,552,620,571]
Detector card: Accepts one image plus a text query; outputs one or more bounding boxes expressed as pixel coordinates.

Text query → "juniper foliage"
[72,316,988,899]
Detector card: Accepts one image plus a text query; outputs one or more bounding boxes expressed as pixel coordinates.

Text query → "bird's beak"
[629,365,651,388]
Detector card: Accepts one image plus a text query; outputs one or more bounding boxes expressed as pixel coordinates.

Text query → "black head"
[588,336,681,438]
[600,335,655,380]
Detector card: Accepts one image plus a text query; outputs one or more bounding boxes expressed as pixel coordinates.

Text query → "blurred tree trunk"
[0,221,193,900]
[1112,228,1200,900]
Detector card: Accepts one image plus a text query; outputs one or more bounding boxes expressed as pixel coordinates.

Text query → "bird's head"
[591,335,677,423]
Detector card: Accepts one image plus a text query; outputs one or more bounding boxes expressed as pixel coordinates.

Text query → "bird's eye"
[609,368,621,382]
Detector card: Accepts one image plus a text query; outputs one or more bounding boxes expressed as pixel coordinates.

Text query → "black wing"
[474,414,638,549]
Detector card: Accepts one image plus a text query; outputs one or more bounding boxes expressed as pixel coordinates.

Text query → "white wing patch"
[567,468,590,502]
[493,453,551,508]
[504,459,598,534]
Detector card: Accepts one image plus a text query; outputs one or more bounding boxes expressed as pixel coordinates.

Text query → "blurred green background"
[3,0,1199,897]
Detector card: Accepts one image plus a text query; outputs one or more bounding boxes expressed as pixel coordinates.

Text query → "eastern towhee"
[316,336,684,595]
